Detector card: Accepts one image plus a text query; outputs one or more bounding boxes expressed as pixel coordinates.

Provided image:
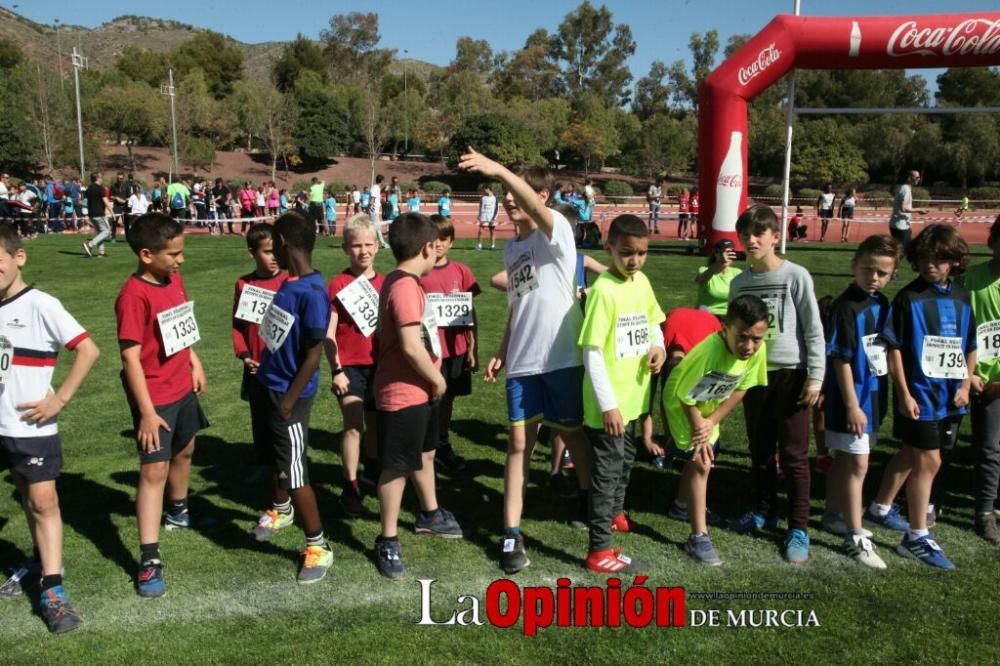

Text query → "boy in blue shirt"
[437,189,452,218]
[324,189,338,237]
[407,190,422,214]
[250,212,335,583]
[866,224,974,570]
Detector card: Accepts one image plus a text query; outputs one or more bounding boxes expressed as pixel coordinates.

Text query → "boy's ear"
[138,248,153,265]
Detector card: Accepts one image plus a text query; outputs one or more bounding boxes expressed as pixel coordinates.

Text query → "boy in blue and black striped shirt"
[866,224,975,570]
[820,235,900,569]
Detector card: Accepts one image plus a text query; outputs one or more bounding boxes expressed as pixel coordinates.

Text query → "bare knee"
[141,462,169,485]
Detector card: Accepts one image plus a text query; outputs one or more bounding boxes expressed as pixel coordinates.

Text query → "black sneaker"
[358,464,380,492]
[435,446,466,473]
[566,495,588,530]
[39,586,83,634]
[975,513,1000,544]
[549,472,577,498]
[339,488,369,518]
[500,534,530,574]
[414,508,463,538]
[374,537,405,580]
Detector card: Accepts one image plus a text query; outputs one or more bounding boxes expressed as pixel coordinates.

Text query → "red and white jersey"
[678,192,690,212]
[0,287,88,437]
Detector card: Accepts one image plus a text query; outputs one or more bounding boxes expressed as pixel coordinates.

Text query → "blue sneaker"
[783,528,810,564]
[39,585,83,634]
[137,559,166,598]
[897,533,956,571]
[728,511,777,534]
[863,505,910,532]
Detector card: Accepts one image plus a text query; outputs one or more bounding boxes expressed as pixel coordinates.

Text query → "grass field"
[1,232,999,663]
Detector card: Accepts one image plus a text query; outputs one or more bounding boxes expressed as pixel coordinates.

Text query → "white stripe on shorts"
[288,422,304,488]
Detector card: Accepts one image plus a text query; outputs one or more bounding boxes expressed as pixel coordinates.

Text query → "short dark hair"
[552,203,579,226]
[388,212,436,262]
[726,294,769,328]
[246,223,275,252]
[735,205,780,237]
[906,223,970,275]
[854,234,901,265]
[90,172,101,184]
[430,214,454,241]
[988,213,1000,246]
[607,214,648,244]
[128,213,184,254]
[0,224,23,255]
[518,167,555,197]
[274,211,315,251]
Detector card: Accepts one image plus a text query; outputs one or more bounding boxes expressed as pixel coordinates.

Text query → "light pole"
[160,69,179,180]
[70,46,87,179]
[54,18,64,91]
[403,49,408,156]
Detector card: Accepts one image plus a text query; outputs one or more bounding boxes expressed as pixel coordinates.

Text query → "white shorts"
[826,430,871,455]
[478,220,496,228]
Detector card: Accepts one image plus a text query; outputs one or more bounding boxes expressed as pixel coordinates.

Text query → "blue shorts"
[506,366,584,430]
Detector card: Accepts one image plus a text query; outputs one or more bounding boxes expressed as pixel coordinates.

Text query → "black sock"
[40,574,62,592]
[32,547,41,564]
[140,542,161,564]
[168,497,188,516]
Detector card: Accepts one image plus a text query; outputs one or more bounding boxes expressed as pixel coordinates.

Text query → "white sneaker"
[822,512,872,538]
[843,534,887,569]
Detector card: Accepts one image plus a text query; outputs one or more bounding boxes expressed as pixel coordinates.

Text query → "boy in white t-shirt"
[459,147,593,574]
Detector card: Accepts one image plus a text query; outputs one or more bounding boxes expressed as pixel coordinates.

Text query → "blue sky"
[11,1,1000,94]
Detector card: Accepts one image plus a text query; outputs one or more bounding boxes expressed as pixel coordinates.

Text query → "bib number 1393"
[157,301,200,357]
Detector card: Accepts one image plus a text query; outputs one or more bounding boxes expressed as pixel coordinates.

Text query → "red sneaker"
[585,548,647,574]
[610,512,636,533]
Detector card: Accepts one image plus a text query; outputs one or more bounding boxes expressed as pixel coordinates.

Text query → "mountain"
[0,8,441,84]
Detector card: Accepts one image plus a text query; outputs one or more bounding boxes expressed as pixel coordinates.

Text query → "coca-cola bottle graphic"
[713,131,743,233]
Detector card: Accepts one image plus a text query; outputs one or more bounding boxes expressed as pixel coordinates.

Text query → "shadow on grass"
[59,472,136,576]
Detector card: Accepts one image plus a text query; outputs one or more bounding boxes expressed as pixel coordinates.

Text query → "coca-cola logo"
[717,174,742,188]
[737,43,781,86]
[887,18,1000,57]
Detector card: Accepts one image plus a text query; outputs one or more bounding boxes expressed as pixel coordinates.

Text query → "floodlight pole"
[55,18,65,91]
[71,47,86,179]
[403,49,409,156]
[779,0,801,256]
[161,69,179,180]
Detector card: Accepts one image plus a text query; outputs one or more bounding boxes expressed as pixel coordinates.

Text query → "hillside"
[0,8,441,85]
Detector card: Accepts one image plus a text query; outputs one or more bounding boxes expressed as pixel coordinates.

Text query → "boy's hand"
[191,364,207,394]
[647,346,666,374]
[691,414,713,445]
[332,372,350,397]
[846,406,868,438]
[278,397,294,421]
[458,147,504,179]
[797,378,822,407]
[953,386,970,409]
[431,373,447,400]
[243,357,260,375]
[602,408,625,437]
[644,437,665,458]
[692,440,715,466]
[17,391,66,424]
[484,356,504,382]
[970,375,985,395]
[138,412,170,453]
[466,349,479,373]
[901,394,920,420]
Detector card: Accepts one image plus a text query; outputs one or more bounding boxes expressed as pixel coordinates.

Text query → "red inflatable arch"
[699,12,1000,252]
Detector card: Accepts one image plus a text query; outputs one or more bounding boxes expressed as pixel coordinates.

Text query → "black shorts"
[377,402,440,474]
[341,364,376,410]
[890,226,911,247]
[130,391,209,464]
[441,355,472,397]
[819,208,834,219]
[0,435,62,483]
[248,379,315,490]
[841,206,854,220]
[894,415,962,451]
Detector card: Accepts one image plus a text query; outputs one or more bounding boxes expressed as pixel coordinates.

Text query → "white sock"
[908,528,930,540]
[927,503,935,514]
[869,502,891,517]
[674,500,688,509]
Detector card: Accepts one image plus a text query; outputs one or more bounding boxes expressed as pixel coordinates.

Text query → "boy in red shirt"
[116,213,209,598]
[373,212,463,580]
[325,214,384,517]
[421,215,481,472]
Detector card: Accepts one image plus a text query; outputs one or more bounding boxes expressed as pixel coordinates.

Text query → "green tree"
[936,67,1000,107]
[633,61,670,121]
[0,37,24,70]
[0,110,40,172]
[447,113,542,168]
[171,31,244,99]
[320,12,393,84]
[113,44,168,87]
[92,81,167,171]
[229,81,297,181]
[791,118,868,188]
[273,35,328,92]
[491,29,562,101]
[667,30,719,110]
[633,113,696,178]
[292,72,350,161]
[179,136,215,173]
[500,97,571,159]
[550,1,635,106]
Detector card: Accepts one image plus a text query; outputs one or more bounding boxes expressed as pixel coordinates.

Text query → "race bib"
[687,370,741,402]
[977,320,1000,362]
[0,335,12,384]
[235,285,276,324]
[260,302,295,353]
[862,334,888,377]
[427,292,473,327]
[507,252,539,301]
[336,275,380,338]
[762,296,781,341]
[422,306,442,359]
[615,313,650,360]
[157,301,200,357]
[920,335,967,379]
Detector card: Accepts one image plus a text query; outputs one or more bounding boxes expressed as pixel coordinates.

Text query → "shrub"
[797,188,822,199]
[291,179,311,194]
[762,184,786,197]
[328,180,350,195]
[421,180,449,194]
[863,191,892,208]
[969,186,1000,202]
[603,180,633,205]
[911,186,931,202]
[399,182,419,194]
[666,184,689,197]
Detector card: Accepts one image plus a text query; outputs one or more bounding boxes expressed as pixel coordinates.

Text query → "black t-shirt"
[211,185,228,207]
[85,184,106,217]
[111,180,131,210]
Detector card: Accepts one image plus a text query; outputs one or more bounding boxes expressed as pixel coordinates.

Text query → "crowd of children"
[2,157,1000,636]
